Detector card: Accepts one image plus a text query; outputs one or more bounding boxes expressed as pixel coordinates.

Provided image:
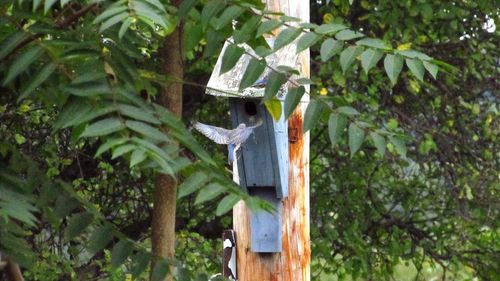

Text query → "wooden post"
[232,0,310,280]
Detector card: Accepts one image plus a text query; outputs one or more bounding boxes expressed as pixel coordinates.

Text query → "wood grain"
[232,0,310,279]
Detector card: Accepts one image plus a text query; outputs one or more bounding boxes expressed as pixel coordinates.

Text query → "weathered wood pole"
[232,0,310,280]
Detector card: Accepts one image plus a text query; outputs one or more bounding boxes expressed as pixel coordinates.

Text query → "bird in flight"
[193,120,263,165]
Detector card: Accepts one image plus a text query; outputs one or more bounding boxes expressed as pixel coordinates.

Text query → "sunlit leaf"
[264,97,282,121]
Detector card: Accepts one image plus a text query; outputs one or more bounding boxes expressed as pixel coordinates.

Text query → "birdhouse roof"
[206,37,298,98]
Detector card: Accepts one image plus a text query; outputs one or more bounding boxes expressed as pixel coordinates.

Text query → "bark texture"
[5,258,24,281]
[151,16,183,281]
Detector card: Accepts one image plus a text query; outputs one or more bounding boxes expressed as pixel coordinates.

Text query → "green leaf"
[3,45,44,85]
[274,27,302,51]
[111,144,136,159]
[130,149,147,167]
[99,12,129,33]
[239,58,266,91]
[406,58,425,81]
[370,132,386,156]
[62,81,111,96]
[125,120,169,142]
[389,136,407,157]
[360,49,383,74]
[44,0,58,13]
[397,50,432,61]
[264,71,287,100]
[178,171,209,199]
[53,194,79,218]
[194,182,226,205]
[320,38,343,62]
[315,23,348,34]
[216,194,240,216]
[81,118,125,137]
[303,100,327,133]
[284,86,305,119]
[264,97,283,121]
[214,6,244,30]
[61,103,116,129]
[337,106,359,116]
[220,44,245,75]
[201,0,225,27]
[131,137,172,163]
[33,0,42,11]
[111,240,133,268]
[340,46,363,73]
[119,17,134,39]
[19,62,57,100]
[87,225,114,255]
[178,0,198,17]
[118,104,160,125]
[233,16,260,43]
[151,259,169,281]
[130,252,151,278]
[256,19,282,37]
[64,212,93,240]
[0,32,29,60]
[356,38,391,50]
[133,1,169,29]
[423,61,438,79]
[348,123,365,157]
[335,29,365,40]
[143,0,167,13]
[328,113,347,147]
[93,6,128,24]
[296,32,321,53]
[295,78,314,85]
[384,54,404,85]
[95,138,127,158]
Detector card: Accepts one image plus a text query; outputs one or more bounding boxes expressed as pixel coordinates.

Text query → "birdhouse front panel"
[229,98,288,198]
[249,187,282,253]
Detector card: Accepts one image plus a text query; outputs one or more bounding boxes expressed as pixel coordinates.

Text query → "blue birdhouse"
[206,38,298,253]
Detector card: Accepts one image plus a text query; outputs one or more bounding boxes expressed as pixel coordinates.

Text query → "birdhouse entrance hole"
[244,101,257,116]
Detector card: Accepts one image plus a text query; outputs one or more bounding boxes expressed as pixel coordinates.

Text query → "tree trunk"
[5,258,24,281]
[151,10,183,281]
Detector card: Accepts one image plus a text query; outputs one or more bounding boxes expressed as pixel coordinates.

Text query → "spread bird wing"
[248,119,264,129]
[193,122,232,144]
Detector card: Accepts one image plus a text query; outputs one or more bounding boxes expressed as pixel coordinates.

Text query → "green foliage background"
[0,0,498,280]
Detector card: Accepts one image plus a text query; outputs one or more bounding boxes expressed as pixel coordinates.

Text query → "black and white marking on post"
[222,229,237,280]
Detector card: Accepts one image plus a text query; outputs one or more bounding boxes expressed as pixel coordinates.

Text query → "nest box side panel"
[229,98,275,188]
[249,187,282,253]
[273,104,289,198]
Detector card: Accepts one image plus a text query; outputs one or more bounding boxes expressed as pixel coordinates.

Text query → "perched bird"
[252,75,268,88]
[193,120,263,164]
